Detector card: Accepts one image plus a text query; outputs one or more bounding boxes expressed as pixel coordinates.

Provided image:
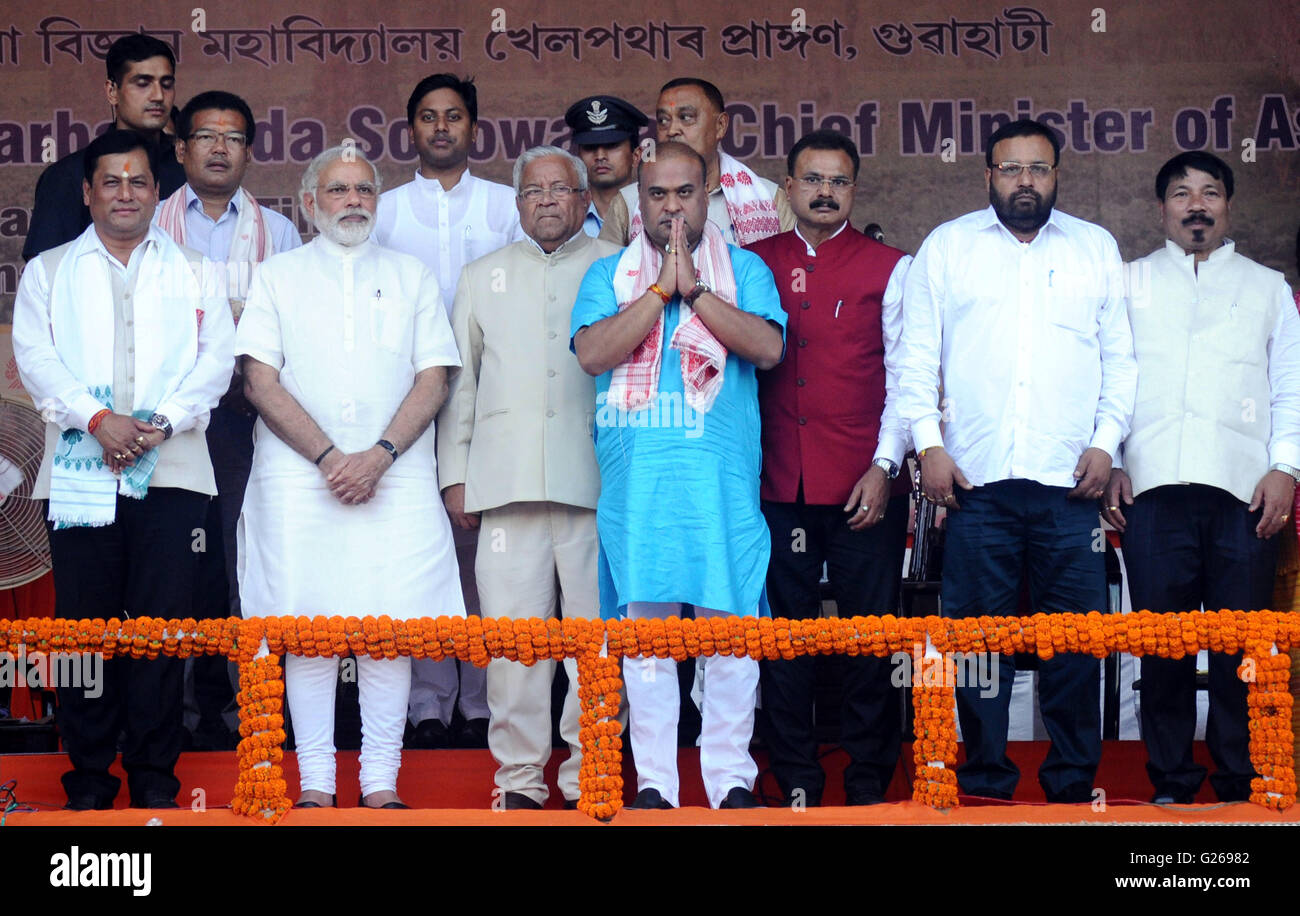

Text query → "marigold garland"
[2,611,1297,818]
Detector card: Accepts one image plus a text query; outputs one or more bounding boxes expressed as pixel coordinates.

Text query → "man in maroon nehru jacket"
[746,129,911,807]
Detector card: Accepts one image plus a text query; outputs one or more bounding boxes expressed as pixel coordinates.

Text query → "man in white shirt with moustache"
[373,73,522,750]
[899,118,1137,803]
[13,130,234,809]
[1104,151,1300,804]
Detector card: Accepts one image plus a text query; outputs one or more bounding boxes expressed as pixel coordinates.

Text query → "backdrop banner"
[1,1,1298,320]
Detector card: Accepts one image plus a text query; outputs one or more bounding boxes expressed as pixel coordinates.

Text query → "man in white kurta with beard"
[236,145,463,809]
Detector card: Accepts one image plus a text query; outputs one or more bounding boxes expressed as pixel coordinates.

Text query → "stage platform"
[3,741,1296,826]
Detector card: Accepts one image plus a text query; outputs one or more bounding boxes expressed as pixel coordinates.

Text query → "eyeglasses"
[519,184,579,202]
[188,130,248,149]
[319,182,378,199]
[993,162,1055,179]
[795,175,855,192]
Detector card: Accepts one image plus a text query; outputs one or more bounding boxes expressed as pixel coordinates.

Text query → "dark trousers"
[941,479,1104,801]
[759,490,909,804]
[1121,484,1278,802]
[47,487,208,805]
[184,405,254,733]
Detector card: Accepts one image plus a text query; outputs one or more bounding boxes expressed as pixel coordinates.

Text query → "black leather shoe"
[409,719,450,750]
[718,787,762,809]
[627,788,673,809]
[133,796,179,809]
[360,794,409,809]
[563,799,580,810]
[455,717,490,748]
[64,795,113,811]
[1045,782,1096,805]
[501,791,543,810]
[1152,792,1195,805]
[293,794,337,809]
[845,791,886,806]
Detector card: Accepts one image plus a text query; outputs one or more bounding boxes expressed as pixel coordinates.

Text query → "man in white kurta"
[373,73,522,748]
[236,146,463,808]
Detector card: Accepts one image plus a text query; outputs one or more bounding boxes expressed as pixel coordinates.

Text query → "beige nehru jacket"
[437,231,620,514]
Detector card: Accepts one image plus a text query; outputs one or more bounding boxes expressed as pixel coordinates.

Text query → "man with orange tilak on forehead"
[599,78,793,248]
[13,130,234,810]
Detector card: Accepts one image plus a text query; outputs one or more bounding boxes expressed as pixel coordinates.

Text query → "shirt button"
[800,301,810,310]
[549,294,557,302]
[124,292,131,299]
[547,409,555,418]
[798,338,808,348]
[805,265,815,273]
[797,378,806,387]
[548,331,557,339]
[547,369,556,378]
[798,417,807,425]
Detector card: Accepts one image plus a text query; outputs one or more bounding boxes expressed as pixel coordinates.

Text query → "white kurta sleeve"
[235,264,286,370]
[11,254,106,431]
[1089,238,1137,460]
[155,256,236,435]
[899,232,947,454]
[873,253,912,466]
[411,265,461,373]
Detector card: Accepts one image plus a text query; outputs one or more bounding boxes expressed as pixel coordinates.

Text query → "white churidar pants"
[478,502,600,805]
[286,654,411,796]
[624,602,758,808]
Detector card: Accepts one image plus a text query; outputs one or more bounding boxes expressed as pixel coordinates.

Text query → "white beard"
[318,207,374,246]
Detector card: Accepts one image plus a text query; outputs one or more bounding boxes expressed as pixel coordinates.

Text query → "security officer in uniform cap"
[564,95,648,237]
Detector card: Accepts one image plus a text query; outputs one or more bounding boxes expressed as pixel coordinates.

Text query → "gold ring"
[942,495,954,503]
[1283,515,1290,522]
[114,453,125,460]
[135,435,146,445]
[859,505,869,512]
[1107,505,1119,511]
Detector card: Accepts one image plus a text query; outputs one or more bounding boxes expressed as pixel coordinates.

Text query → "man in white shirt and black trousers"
[13,130,235,809]
[899,119,1138,802]
[1104,151,1300,804]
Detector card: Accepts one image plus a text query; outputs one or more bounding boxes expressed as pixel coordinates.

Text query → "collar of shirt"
[1163,236,1237,266]
[975,203,1064,245]
[185,183,241,225]
[82,223,162,276]
[313,232,375,260]
[524,228,587,257]
[793,221,848,257]
[412,168,472,201]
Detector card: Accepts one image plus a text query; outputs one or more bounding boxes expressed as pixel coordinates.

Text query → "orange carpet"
[4,740,1294,825]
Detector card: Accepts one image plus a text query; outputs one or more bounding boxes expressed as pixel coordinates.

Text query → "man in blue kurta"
[571,142,786,810]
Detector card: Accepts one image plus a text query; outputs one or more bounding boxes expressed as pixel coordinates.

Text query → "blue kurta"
[570,246,786,619]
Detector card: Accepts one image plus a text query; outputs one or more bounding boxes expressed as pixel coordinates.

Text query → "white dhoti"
[624,602,758,808]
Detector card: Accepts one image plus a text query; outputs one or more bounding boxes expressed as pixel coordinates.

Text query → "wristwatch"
[682,277,711,306]
[149,413,172,440]
[1270,462,1300,483]
[376,439,399,463]
[872,457,900,479]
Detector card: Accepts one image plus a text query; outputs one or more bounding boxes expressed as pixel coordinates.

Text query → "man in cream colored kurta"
[237,146,463,809]
[438,146,617,809]
[1104,151,1300,804]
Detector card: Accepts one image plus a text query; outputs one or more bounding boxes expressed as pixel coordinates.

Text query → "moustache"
[810,199,839,211]
[1182,213,1214,226]
[1012,190,1040,203]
